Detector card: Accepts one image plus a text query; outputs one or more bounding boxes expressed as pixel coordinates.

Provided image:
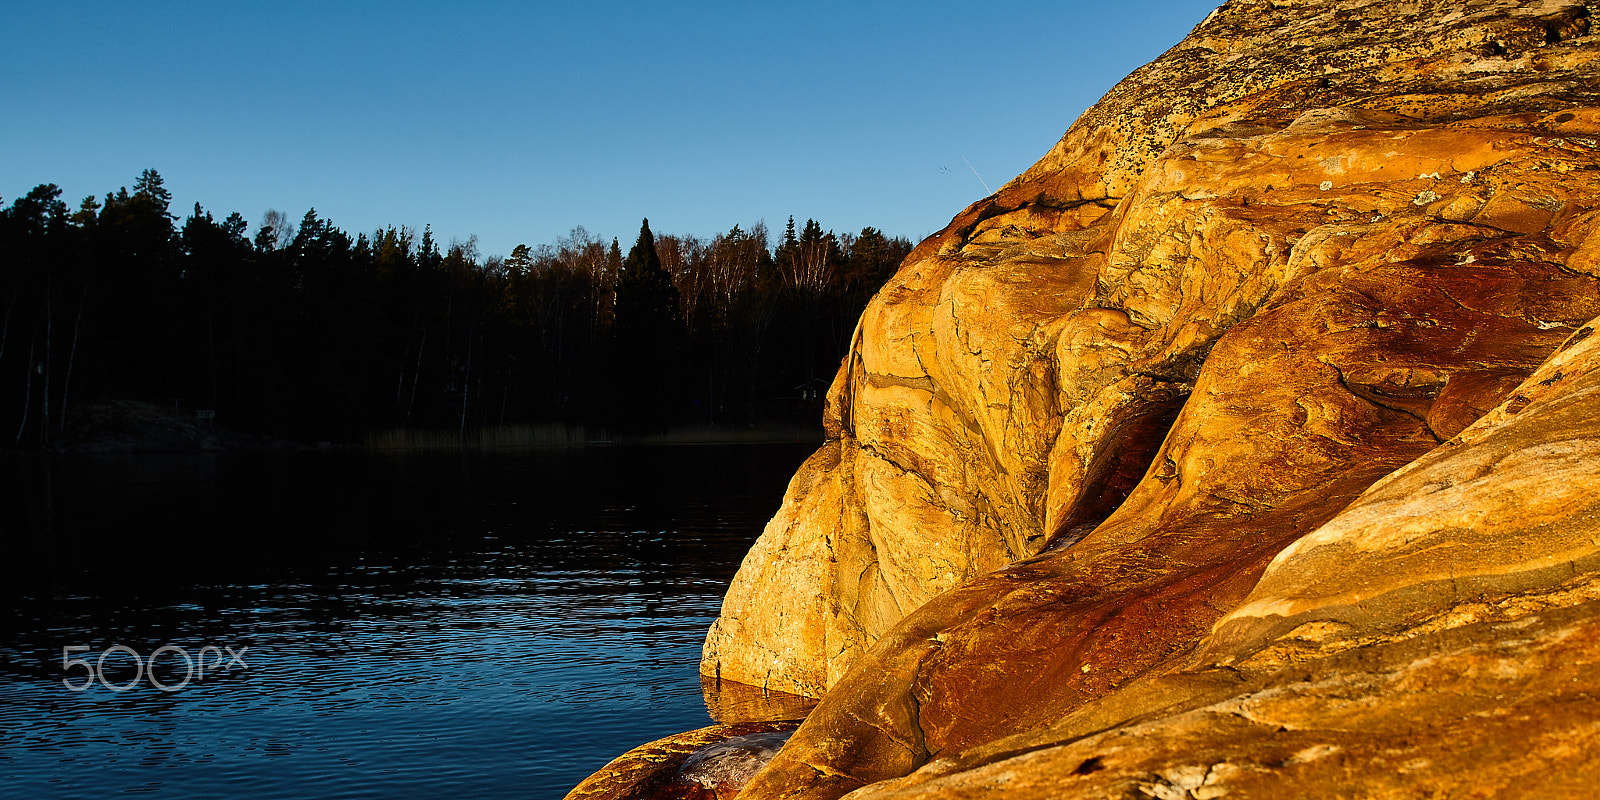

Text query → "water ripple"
[1,443,814,800]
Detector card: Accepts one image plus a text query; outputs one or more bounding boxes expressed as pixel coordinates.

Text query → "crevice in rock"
[1543,6,1591,45]
[1558,324,1595,353]
[905,666,931,767]
[1045,393,1189,550]
[954,196,1120,249]
[1330,365,1449,444]
[859,442,932,489]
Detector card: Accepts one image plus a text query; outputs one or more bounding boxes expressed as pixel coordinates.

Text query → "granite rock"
[706,0,1600,705]
[576,0,1600,797]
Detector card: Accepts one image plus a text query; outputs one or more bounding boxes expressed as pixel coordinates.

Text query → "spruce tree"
[612,219,684,429]
[615,218,680,336]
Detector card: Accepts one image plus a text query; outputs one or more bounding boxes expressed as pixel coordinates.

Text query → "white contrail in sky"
[963,157,992,195]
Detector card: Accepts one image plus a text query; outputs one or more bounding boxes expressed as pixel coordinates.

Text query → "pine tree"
[132,168,173,220]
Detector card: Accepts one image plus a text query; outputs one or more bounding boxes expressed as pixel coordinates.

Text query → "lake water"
[0,441,816,800]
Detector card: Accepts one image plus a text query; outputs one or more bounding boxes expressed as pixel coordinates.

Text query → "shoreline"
[7,400,823,456]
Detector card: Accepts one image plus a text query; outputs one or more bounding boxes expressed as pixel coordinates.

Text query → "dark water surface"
[0,442,815,800]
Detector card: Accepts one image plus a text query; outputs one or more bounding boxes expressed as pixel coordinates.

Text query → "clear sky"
[3,0,1219,259]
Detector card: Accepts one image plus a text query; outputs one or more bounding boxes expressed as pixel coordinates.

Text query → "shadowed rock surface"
[663,732,794,800]
[568,0,1600,797]
[564,722,801,800]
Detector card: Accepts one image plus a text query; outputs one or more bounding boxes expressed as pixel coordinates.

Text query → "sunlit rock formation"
[569,0,1600,797]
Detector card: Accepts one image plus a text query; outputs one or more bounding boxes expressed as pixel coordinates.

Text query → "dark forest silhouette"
[0,170,913,447]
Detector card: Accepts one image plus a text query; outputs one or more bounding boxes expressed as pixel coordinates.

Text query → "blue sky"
[3,1,1218,259]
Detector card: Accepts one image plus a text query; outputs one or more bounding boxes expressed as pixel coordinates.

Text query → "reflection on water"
[0,442,815,800]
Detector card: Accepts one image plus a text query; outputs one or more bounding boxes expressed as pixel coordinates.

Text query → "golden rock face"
[833,322,1600,799]
[577,0,1600,798]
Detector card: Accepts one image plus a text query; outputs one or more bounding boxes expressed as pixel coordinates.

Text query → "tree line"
[0,170,913,447]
